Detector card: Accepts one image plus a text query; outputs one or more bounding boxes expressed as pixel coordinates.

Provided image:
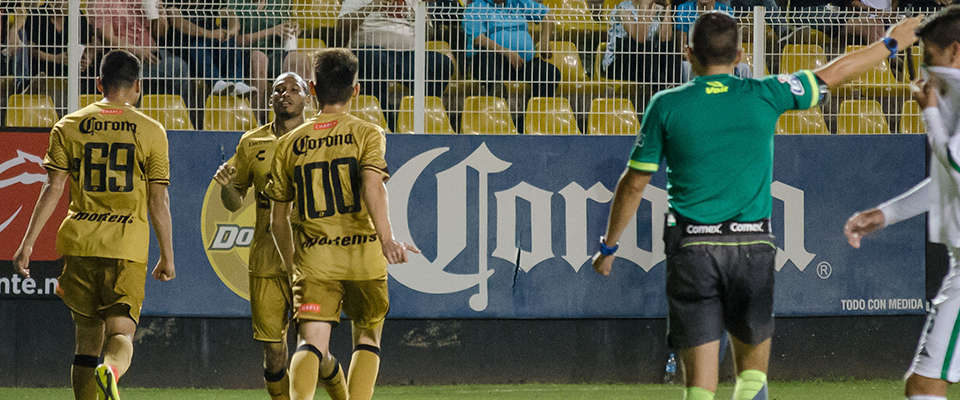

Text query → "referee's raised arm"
[814,16,923,89]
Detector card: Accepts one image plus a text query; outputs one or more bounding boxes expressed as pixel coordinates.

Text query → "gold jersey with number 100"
[265,112,389,281]
[42,102,170,263]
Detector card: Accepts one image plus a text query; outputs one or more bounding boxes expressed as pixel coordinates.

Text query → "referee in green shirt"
[592,11,922,400]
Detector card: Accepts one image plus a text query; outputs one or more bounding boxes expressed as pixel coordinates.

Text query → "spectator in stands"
[602,0,682,94]
[464,0,561,98]
[24,0,99,112]
[1,4,30,98]
[674,0,750,80]
[90,0,194,111]
[337,0,454,129]
[231,0,314,115]
[169,2,257,96]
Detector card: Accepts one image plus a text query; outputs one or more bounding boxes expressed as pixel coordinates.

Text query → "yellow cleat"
[95,364,121,400]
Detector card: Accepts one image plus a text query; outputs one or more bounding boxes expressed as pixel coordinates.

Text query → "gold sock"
[71,364,98,399]
[347,346,381,400]
[102,333,134,377]
[264,369,291,400]
[289,346,321,400]
[320,363,348,400]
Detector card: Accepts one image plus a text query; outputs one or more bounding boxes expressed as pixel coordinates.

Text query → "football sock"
[684,386,715,400]
[72,354,99,399]
[263,368,291,400]
[907,396,947,400]
[733,369,767,400]
[320,361,348,400]
[102,333,134,377]
[347,344,381,400]
[290,344,322,400]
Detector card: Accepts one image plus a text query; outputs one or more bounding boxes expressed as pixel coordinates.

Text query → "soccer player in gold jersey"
[265,48,419,400]
[212,72,310,400]
[12,50,175,400]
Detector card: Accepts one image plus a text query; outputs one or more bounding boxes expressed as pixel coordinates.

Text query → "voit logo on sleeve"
[200,155,255,300]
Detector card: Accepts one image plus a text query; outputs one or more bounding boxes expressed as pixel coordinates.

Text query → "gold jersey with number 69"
[42,102,170,263]
[265,112,389,281]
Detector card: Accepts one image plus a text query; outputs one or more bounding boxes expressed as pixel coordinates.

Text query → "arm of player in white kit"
[876,177,933,228]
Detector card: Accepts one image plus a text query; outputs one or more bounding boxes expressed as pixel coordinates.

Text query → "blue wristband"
[882,37,898,59]
[599,236,619,255]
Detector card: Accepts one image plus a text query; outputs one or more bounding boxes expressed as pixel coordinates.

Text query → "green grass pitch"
[4,381,960,399]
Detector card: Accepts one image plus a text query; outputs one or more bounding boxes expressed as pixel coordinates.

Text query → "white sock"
[908,395,947,400]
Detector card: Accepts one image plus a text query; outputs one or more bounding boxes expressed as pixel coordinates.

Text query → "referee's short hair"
[99,50,141,95]
[690,12,741,67]
[916,5,960,50]
[313,48,358,107]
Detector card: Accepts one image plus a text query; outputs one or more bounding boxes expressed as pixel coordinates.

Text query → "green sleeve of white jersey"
[627,95,664,172]
[764,70,820,112]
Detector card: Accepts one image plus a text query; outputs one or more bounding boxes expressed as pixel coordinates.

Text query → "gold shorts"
[249,274,293,342]
[292,277,388,329]
[57,256,147,323]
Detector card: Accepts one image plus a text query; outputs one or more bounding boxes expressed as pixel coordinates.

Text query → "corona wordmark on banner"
[200,155,256,300]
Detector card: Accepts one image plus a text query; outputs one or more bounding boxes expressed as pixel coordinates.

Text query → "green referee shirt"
[628,70,820,224]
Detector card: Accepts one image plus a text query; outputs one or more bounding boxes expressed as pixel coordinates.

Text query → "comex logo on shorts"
[387,144,819,312]
[200,154,255,300]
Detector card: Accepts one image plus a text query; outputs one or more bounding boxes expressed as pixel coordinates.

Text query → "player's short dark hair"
[689,12,741,67]
[99,50,141,95]
[916,5,960,50]
[313,48,358,106]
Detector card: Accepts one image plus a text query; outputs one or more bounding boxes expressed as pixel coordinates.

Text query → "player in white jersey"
[844,6,960,400]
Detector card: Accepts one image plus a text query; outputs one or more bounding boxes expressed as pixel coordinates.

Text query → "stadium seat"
[542,0,606,44]
[741,43,769,76]
[350,95,389,130]
[779,44,826,75]
[142,94,194,130]
[7,94,58,128]
[461,96,518,135]
[396,95,456,134]
[588,97,639,135]
[293,0,339,33]
[776,107,829,135]
[900,100,924,134]
[546,41,616,96]
[840,45,908,97]
[204,95,258,131]
[838,100,890,135]
[79,94,100,108]
[525,97,582,135]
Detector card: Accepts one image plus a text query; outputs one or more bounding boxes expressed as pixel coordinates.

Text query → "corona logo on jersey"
[387,143,819,312]
[199,155,255,300]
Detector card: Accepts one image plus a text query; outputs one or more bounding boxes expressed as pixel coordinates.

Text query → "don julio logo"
[386,143,819,312]
[200,154,256,300]
[79,117,138,135]
[292,133,354,156]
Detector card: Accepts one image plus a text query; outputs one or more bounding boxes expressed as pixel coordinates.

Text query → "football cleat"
[95,364,121,400]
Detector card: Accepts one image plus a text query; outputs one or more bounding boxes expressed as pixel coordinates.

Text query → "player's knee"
[263,342,288,371]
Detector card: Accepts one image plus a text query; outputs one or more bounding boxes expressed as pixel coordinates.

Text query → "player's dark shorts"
[663,213,777,349]
[57,255,147,323]
[292,276,389,329]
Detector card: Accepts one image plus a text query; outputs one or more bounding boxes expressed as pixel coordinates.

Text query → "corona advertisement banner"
[1,131,927,317]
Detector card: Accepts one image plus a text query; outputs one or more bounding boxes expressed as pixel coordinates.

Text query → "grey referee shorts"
[664,213,777,349]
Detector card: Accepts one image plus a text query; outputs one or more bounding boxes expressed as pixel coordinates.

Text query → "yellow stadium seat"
[461,96,518,135]
[900,100,924,134]
[525,97,581,135]
[293,0,340,32]
[350,95,389,130]
[427,41,458,80]
[840,45,907,97]
[297,38,325,52]
[396,95,455,134]
[204,95,258,131]
[838,100,890,135]
[546,41,615,96]
[779,44,826,75]
[79,94,100,108]
[741,43,769,76]
[142,94,194,130]
[543,0,606,42]
[776,107,830,135]
[7,94,58,128]
[588,97,639,135]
